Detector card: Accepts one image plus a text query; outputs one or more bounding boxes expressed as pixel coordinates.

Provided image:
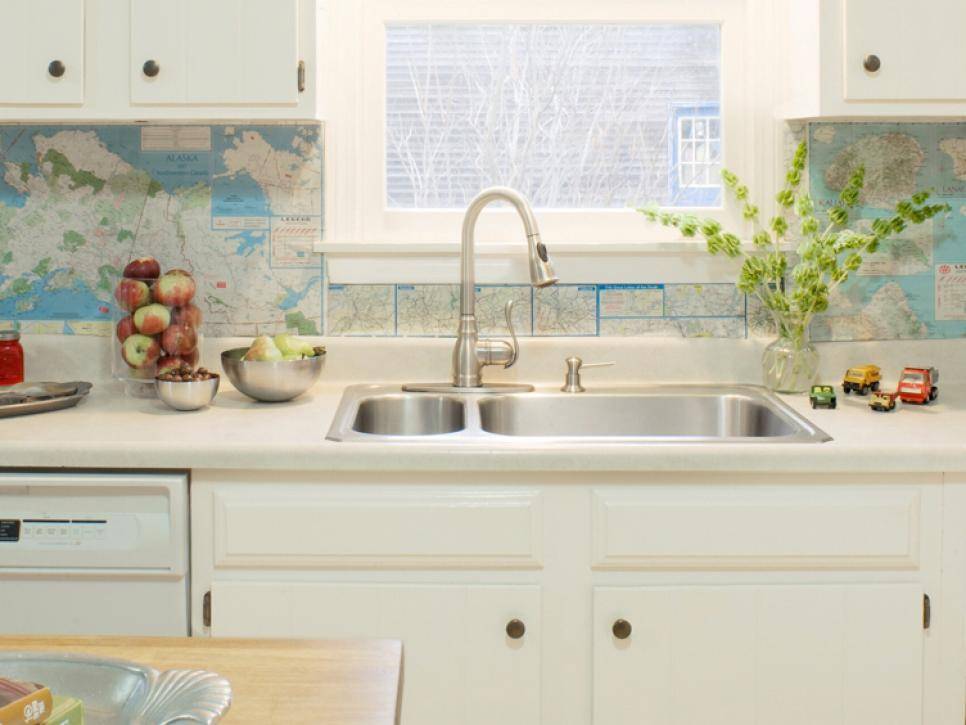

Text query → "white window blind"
[385,23,722,210]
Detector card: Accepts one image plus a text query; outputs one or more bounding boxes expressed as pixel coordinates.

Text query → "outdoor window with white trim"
[325,0,754,247]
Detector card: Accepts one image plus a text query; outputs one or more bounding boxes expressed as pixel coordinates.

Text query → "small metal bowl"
[155,375,220,411]
[221,348,325,402]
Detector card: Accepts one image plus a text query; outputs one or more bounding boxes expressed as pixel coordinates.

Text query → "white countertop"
[1,377,962,473]
[3,335,962,473]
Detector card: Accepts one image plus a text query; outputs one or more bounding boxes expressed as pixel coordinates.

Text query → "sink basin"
[353,394,465,436]
[328,385,830,444]
[478,392,802,439]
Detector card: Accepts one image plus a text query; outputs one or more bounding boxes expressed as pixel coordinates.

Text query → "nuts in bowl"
[155,363,219,411]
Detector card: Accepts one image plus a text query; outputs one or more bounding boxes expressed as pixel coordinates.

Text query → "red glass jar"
[0,330,24,386]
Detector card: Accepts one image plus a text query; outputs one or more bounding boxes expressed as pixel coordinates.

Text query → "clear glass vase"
[761,327,819,394]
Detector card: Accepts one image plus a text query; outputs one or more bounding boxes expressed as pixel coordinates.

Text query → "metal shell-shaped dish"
[0,652,231,724]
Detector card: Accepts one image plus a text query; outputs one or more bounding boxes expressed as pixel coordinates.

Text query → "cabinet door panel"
[212,582,540,725]
[131,0,298,106]
[594,584,923,725]
[845,0,966,101]
[130,1,186,104]
[0,0,84,105]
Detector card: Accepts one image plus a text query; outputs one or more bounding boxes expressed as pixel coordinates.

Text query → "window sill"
[319,241,745,285]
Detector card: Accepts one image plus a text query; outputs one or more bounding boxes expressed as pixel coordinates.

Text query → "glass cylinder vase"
[761,327,819,394]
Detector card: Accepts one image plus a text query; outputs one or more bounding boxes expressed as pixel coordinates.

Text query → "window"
[385,24,721,210]
[671,104,722,206]
[325,0,756,247]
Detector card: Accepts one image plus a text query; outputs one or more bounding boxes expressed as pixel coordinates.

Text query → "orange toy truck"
[897,366,939,405]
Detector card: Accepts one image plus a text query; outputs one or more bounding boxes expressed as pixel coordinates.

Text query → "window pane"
[386,24,721,209]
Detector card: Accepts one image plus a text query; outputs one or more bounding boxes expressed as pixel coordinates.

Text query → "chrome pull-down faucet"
[405,186,558,393]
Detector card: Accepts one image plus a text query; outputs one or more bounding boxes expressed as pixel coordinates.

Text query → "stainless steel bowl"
[220,348,325,402]
[155,376,220,411]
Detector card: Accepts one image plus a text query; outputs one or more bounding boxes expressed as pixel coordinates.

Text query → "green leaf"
[752,230,771,248]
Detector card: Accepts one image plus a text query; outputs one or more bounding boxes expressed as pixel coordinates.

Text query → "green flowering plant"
[637,141,950,343]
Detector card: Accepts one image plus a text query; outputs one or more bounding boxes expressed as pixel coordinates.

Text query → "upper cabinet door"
[844,0,966,101]
[0,0,84,105]
[131,0,299,106]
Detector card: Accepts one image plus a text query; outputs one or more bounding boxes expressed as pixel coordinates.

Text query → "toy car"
[842,365,881,395]
[897,366,939,404]
[869,390,897,412]
[809,384,837,409]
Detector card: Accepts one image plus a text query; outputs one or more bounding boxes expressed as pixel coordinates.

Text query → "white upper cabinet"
[131,0,300,106]
[0,0,318,119]
[0,0,85,105]
[780,0,966,117]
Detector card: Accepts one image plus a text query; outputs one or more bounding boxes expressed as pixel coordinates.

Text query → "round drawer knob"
[612,619,632,640]
[143,60,161,78]
[48,60,66,78]
[505,619,526,640]
[863,54,881,73]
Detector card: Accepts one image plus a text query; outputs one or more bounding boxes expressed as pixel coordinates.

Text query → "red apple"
[156,356,185,376]
[116,315,136,343]
[133,303,171,335]
[161,323,197,356]
[121,334,161,369]
[182,348,200,366]
[123,257,161,280]
[171,303,203,329]
[114,278,151,312]
[153,270,196,307]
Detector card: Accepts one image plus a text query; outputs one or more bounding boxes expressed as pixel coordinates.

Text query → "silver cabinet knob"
[863,54,881,73]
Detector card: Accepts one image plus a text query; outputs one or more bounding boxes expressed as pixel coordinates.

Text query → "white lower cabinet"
[190,472,964,725]
[209,581,541,725]
[594,584,924,725]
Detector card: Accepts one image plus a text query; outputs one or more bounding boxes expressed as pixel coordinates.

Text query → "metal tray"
[0,381,92,418]
[0,652,231,723]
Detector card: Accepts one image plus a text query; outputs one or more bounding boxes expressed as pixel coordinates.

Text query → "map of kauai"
[0,124,323,336]
[807,122,966,340]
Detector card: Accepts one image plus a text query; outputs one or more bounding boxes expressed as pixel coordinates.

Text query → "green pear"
[244,334,283,362]
[274,333,316,358]
[282,352,303,361]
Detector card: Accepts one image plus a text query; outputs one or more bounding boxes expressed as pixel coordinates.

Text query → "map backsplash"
[0,123,324,337]
[2,121,964,340]
[809,121,966,342]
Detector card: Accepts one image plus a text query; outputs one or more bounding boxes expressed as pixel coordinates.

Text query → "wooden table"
[0,636,402,724]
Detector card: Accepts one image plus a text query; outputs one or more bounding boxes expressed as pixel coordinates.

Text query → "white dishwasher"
[0,472,189,636]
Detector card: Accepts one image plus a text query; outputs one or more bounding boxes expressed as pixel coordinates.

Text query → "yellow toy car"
[842,365,881,395]
[869,390,897,412]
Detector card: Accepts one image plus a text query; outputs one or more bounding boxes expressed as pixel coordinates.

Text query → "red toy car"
[897,367,939,405]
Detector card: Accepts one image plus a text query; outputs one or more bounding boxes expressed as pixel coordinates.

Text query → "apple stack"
[113,257,202,393]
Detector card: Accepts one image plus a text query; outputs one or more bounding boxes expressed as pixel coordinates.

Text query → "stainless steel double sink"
[326,384,831,444]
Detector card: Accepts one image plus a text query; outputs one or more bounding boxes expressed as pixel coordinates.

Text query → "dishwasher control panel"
[0,472,188,573]
[11,518,108,545]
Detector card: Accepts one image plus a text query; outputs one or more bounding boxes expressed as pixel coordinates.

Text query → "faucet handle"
[562,356,615,393]
[477,300,520,369]
[503,299,519,368]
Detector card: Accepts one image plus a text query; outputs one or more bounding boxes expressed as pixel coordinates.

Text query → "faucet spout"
[459,187,557,317]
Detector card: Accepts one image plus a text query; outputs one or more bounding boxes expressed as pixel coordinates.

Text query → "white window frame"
[322,0,777,251]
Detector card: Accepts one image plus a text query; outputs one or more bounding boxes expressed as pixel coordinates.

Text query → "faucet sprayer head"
[528,234,558,288]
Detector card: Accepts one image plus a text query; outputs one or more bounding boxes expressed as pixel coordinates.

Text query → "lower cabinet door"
[594,584,923,725]
[211,582,540,725]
